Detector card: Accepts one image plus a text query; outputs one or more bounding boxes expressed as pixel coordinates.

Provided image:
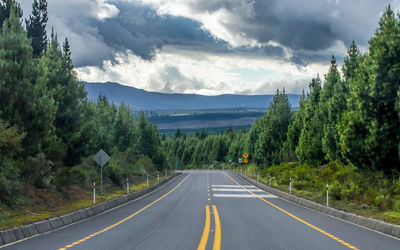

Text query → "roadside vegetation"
[0,0,170,228]
[165,5,400,225]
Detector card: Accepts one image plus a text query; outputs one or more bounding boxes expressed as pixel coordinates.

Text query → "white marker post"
[93,182,96,204]
[147,174,149,187]
[158,171,160,182]
[165,169,167,178]
[326,184,329,207]
[257,172,259,182]
[126,178,129,194]
[289,178,292,194]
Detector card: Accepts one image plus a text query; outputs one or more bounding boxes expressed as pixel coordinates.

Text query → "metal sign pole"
[100,154,103,198]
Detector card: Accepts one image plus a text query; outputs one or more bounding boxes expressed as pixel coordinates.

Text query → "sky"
[21,0,399,95]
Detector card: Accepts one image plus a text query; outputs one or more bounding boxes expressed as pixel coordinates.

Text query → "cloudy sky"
[21,0,398,95]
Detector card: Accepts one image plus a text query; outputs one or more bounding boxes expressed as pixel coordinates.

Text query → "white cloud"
[77,46,328,95]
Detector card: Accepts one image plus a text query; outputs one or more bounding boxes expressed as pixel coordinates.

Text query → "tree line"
[0,0,165,204]
[165,5,400,176]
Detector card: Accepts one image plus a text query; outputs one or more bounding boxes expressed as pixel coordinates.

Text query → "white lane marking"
[213,194,277,198]
[212,188,262,192]
[211,185,255,188]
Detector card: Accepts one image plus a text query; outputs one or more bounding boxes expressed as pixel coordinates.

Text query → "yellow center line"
[58,174,191,250]
[198,205,211,250]
[212,205,221,250]
[224,173,359,250]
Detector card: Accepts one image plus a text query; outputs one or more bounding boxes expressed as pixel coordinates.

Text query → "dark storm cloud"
[93,1,223,62]
[21,0,392,68]
[190,0,389,51]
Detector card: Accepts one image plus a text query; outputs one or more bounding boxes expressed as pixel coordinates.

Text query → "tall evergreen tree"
[0,0,22,29]
[26,0,48,57]
[255,89,293,166]
[0,5,58,158]
[340,5,400,172]
[296,76,324,166]
[321,56,348,162]
[41,31,87,166]
[342,41,360,81]
[281,90,307,162]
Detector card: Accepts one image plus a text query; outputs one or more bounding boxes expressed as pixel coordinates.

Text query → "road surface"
[2,170,400,250]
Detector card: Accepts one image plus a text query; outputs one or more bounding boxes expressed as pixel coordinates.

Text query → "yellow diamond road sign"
[243,153,249,159]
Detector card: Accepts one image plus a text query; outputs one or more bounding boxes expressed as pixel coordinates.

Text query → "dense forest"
[0,0,166,205]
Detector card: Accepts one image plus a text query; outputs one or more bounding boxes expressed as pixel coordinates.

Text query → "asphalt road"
[2,170,400,250]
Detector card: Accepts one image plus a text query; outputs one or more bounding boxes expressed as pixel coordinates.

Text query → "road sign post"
[93,182,96,204]
[93,149,110,199]
[126,178,129,194]
[147,174,149,187]
[326,184,329,207]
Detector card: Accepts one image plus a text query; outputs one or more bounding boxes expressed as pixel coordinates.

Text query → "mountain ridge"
[84,82,300,111]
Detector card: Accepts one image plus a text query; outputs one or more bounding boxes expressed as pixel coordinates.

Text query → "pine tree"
[40,30,88,166]
[321,56,348,162]
[281,90,306,162]
[0,6,58,158]
[340,5,400,172]
[255,89,293,166]
[296,76,324,166]
[26,0,48,57]
[342,41,360,81]
[0,0,22,29]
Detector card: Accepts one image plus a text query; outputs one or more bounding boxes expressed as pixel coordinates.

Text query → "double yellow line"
[198,205,221,250]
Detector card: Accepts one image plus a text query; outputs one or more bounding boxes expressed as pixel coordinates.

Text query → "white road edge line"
[230,172,400,242]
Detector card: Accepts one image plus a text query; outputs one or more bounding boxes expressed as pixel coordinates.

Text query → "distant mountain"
[85,82,300,111]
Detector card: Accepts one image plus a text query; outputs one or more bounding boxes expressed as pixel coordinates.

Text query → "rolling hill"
[85,82,300,111]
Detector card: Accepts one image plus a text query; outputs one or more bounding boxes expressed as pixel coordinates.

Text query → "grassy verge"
[230,162,400,226]
[0,175,167,230]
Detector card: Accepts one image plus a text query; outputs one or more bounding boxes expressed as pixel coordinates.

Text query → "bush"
[0,160,21,205]
[329,181,343,200]
[23,153,55,189]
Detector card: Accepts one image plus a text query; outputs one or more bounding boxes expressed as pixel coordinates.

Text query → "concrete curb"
[230,171,400,239]
[20,224,38,238]
[0,173,181,246]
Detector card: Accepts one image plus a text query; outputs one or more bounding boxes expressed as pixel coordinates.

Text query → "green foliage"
[0,0,22,29]
[321,57,348,162]
[0,118,24,204]
[339,6,400,173]
[0,2,167,205]
[296,76,324,166]
[0,6,59,159]
[26,0,47,57]
[254,89,293,166]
